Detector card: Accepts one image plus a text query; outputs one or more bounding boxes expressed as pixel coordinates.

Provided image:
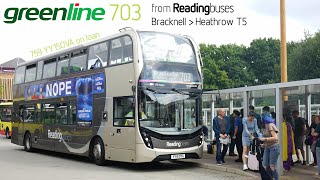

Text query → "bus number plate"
[171,154,185,159]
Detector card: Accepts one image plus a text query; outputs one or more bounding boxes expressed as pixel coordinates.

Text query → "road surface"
[0,136,248,180]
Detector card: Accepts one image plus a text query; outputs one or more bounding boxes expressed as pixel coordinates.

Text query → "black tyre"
[24,132,33,152]
[92,138,105,166]
[5,128,10,139]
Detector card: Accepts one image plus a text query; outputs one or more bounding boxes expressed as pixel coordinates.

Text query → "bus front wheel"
[92,138,105,166]
[5,128,10,139]
[24,132,33,152]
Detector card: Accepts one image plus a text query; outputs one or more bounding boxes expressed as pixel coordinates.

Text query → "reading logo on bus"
[48,130,63,140]
[166,141,190,148]
[3,3,105,24]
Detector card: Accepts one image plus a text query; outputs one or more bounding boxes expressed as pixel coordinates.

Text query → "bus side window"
[25,105,35,123]
[36,61,43,80]
[113,97,134,127]
[69,102,77,125]
[56,103,68,124]
[109,36,133,66]
[19,105,25,122]
[43,58,57,79]
[57,54,70,76]
[88,42,108,70]
[43,103,55,125]
[70,49,87,73]
[15,66,26,84]
[36,104,42,123]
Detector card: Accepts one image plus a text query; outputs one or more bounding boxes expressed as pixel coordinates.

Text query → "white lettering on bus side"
[66,81,72,95]
[46,81,72,97]
[53,83,59,96]
[59,82,66,96]
[46,84,52,97]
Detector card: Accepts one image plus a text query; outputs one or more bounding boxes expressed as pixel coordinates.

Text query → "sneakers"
[310,162,317,166]
[222,160,226,164]
[217,161,222,166]
[302,161,307,165]
[243,164,248,171]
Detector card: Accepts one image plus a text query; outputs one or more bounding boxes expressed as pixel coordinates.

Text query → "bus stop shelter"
[202,78,320,176]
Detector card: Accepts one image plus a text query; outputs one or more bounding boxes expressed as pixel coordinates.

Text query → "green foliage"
[288,31,320,81]
[201,31,320,90]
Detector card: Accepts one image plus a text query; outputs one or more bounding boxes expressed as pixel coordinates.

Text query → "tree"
[215,44,255,88]
[288,31,320,81]
[200,44,232,90]
[200,44,255,89]
[245,38,281,84]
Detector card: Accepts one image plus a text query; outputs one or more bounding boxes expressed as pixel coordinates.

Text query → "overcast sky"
[0,0,319,64]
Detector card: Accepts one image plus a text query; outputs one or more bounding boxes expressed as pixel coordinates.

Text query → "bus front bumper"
[135,143,203,163]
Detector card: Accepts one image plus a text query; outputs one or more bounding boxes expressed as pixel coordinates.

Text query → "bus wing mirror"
[131,86,136,92]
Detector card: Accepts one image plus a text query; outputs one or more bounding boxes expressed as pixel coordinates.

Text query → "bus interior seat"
[70,66,81,73]
[61,67,69,75]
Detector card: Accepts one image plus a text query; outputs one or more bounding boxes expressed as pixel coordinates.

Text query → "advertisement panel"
[24,73,105,126]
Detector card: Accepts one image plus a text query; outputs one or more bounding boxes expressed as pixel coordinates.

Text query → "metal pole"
[276,88,283,176]
[243,91,248,117]
[305,86,311,164]
[230,93,234,116]
[280,0,287,83]
[280,0,288,102]
[211,100,215,140]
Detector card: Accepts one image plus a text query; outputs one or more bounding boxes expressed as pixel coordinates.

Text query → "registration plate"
[171,154,185,159]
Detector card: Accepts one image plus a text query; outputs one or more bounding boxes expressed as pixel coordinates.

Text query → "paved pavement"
[0,136,247,180]
[1,135,317,179]
[188,146,319,180]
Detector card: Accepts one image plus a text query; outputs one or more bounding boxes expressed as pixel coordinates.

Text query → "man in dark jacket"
[213,108,230,165]
[228,110,237,156]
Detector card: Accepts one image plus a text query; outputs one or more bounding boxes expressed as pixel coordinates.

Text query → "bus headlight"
[198,135,203,146]
[141,131,153,149]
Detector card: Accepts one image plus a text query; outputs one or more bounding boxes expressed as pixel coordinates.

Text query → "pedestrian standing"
[232,110,243,162]
[260,112,280,180]
[242,111,260,171]
[213,108,230,166]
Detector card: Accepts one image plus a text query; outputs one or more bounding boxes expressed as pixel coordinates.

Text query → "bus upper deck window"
[70,49,87,73]
[88,42,108,69]
[43,58,57,79]
[109,36,133,66]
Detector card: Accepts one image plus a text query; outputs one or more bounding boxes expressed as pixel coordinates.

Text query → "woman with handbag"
[259,111,280,180]
[242,111,260,171]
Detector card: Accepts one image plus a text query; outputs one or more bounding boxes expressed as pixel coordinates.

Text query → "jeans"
[262,144,280,180]
[317,147,320,175]
[216,138,228,162]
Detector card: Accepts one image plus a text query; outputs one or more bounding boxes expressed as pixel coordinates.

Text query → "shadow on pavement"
[13,147,197,172]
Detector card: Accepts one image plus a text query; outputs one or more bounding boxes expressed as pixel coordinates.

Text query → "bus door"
[105,63,136,162]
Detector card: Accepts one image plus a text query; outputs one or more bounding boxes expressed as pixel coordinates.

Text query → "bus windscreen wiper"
[145,87,167,94]
[171,88,201,95]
